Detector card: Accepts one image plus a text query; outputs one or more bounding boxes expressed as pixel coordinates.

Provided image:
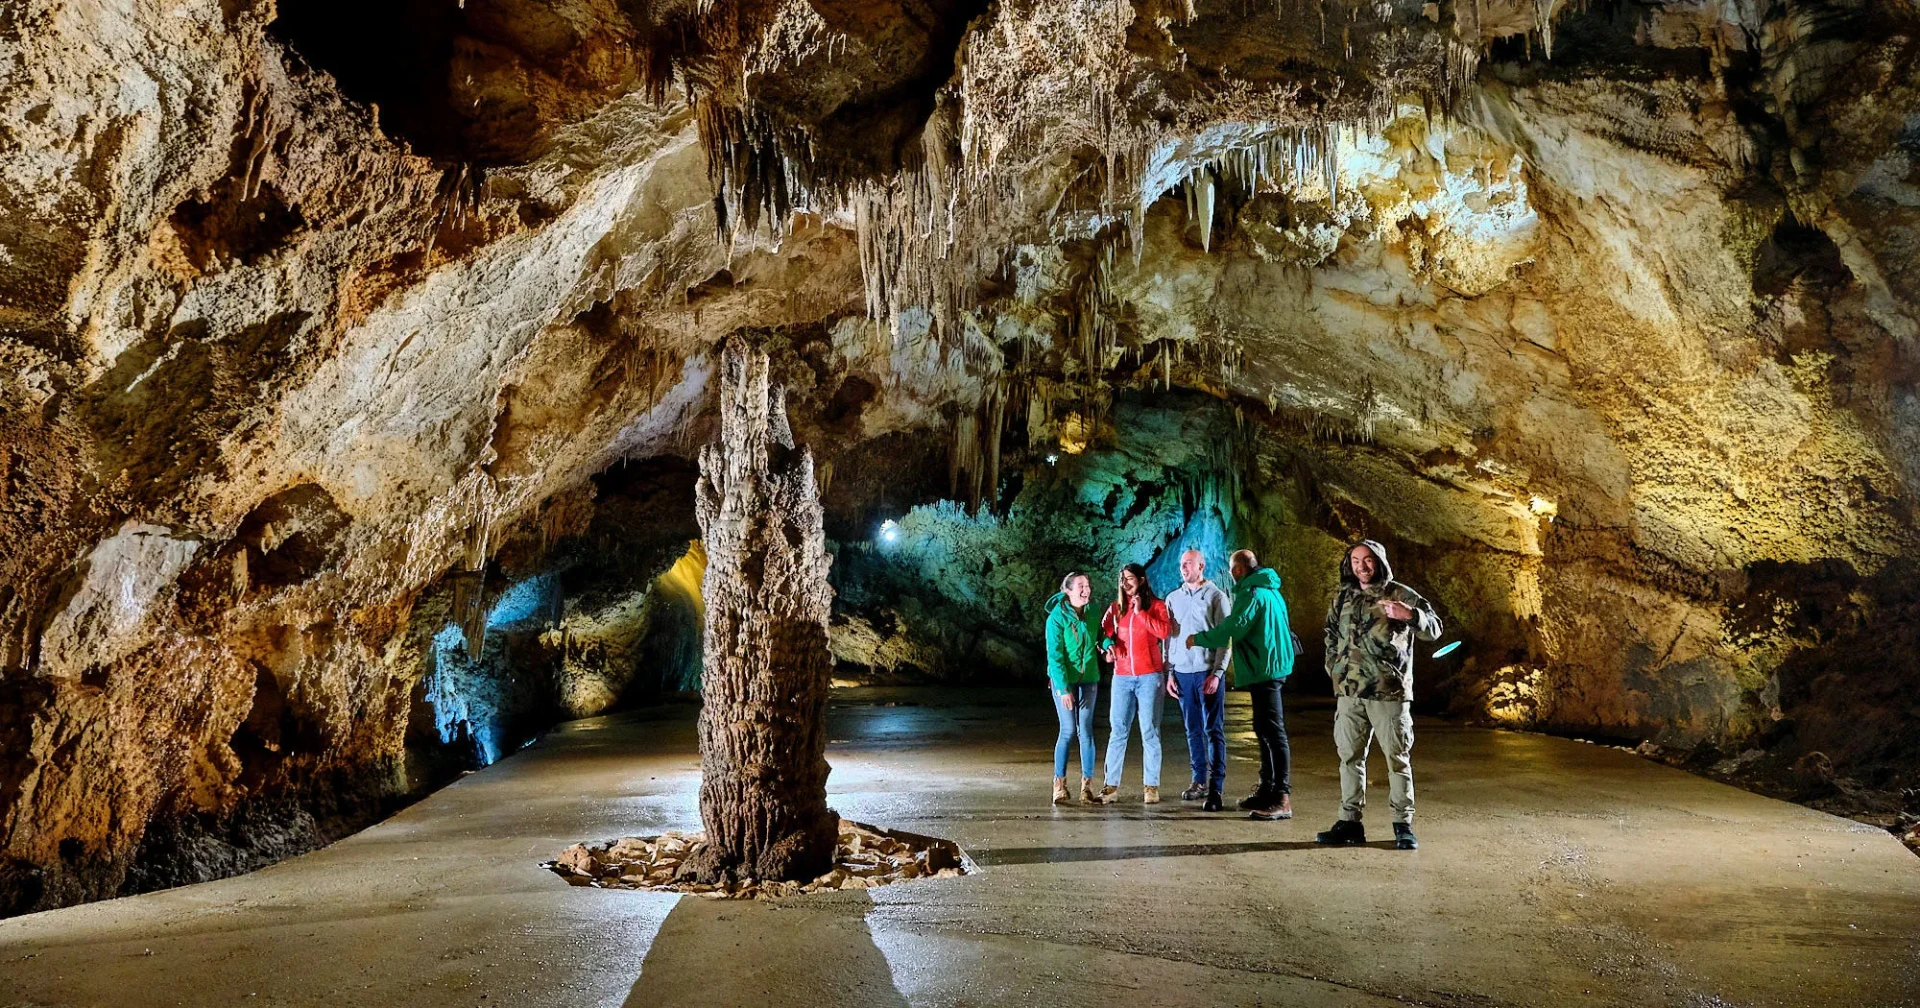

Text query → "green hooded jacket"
[1044,592,1101,693]
[1190,567,1295,688]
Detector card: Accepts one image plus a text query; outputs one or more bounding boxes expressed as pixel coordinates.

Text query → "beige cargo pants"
[1334,696,1414,824]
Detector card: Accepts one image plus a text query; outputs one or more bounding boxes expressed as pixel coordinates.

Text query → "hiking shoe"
[1249,793,1293,821]
[1095,785,1120,804]
[1081,777,1097,803]
[1203,790,1224,812]
[1180,782,1208,801]
[1053,776,1071,805]
[1316,819,1366,845]
[1236,787,1272,811]
[1143,786,1160,804]
[1393,822,1418,850]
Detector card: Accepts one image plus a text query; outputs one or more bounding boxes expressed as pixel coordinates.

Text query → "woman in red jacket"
[1094,563,1174,803]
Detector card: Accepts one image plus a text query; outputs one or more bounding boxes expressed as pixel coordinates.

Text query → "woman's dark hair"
[1119,563,1156,605]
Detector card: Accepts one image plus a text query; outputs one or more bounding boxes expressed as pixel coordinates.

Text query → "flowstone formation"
[3,0,1918,914]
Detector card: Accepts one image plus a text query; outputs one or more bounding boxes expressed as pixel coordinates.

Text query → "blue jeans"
[1104,672,1165,788]
[1052,683,1099,778]
[1174,671,1227,791]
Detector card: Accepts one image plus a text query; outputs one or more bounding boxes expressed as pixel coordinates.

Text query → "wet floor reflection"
[622,891,909,1007]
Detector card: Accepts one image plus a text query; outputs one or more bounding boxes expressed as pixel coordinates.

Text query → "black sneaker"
[1249,793,1293,821]
[1393,822,1418,850]
[1235,787,1272,811]
[1180,782,1208,801]
[1202,790,1223,812]
[1315,819,1366,845]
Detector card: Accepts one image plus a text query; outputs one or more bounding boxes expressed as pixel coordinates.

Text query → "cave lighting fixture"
[878,519,903,546]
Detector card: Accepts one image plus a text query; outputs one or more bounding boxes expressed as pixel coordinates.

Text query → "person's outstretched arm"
[1191,589,1256,649]
[1408,591,1443,642]
[1205,588,1231,672]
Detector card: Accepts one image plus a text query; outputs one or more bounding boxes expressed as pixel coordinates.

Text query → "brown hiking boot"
[1095,785,1120,804]
[1249,792,1294,821]
[1143,786,1161,804]
[1053,776,1070,804]
[1081,777,1097,803]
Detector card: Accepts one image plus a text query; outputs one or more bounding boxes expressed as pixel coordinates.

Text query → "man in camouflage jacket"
[1315,539,1442,850]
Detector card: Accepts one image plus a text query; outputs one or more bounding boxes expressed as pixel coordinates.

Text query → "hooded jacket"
[1099,595,1172,676]
[1044,591,1101,693]
[1323,539,1443,702]
[1189,567,1295,688]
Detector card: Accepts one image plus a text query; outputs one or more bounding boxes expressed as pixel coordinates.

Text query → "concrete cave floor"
[2,689,1916,1008]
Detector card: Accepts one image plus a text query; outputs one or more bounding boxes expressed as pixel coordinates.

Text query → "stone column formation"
[688,336,839,884]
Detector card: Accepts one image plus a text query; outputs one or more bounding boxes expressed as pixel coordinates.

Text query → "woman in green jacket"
[1045,571,1101,804]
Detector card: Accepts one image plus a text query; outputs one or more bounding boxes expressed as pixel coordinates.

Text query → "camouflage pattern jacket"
[1322,540,1443,702]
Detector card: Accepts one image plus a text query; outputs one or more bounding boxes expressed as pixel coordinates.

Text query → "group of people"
[1043,541,1443,849]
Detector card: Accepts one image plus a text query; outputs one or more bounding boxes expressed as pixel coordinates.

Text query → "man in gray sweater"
[1164,549,1232,811]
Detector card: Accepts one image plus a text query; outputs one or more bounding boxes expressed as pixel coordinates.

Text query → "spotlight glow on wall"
[878,519,902,546]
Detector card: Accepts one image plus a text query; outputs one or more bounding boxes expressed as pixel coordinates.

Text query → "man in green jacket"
[1186,549,1296,820]
[1044,572,1102,804]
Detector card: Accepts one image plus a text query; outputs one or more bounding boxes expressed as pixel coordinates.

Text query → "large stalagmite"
[686,337,838,883]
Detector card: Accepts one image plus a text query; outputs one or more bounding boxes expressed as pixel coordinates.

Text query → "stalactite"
[983,379,1007,515]
[948,411,981,501]
[681,0,1544,360]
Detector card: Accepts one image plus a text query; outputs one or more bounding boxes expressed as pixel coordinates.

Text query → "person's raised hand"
[1380,599,1414,621]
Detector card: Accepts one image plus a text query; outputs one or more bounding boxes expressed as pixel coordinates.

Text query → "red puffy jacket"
[1101,597,1172,676]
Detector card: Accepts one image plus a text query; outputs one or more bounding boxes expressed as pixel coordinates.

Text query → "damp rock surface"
[544,820,970,899]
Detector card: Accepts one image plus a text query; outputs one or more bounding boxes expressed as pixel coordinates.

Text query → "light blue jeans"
[1104,672,1166,788]
[1052,683,1100,778]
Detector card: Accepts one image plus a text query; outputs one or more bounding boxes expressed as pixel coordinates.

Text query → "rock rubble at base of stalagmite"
[544,820,968,899]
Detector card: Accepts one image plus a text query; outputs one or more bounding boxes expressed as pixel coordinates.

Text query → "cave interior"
[1,0,1918,995]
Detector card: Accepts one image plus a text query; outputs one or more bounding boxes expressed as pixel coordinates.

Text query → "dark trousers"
[1174,671,1227,791]
[1247,678,1291,795]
